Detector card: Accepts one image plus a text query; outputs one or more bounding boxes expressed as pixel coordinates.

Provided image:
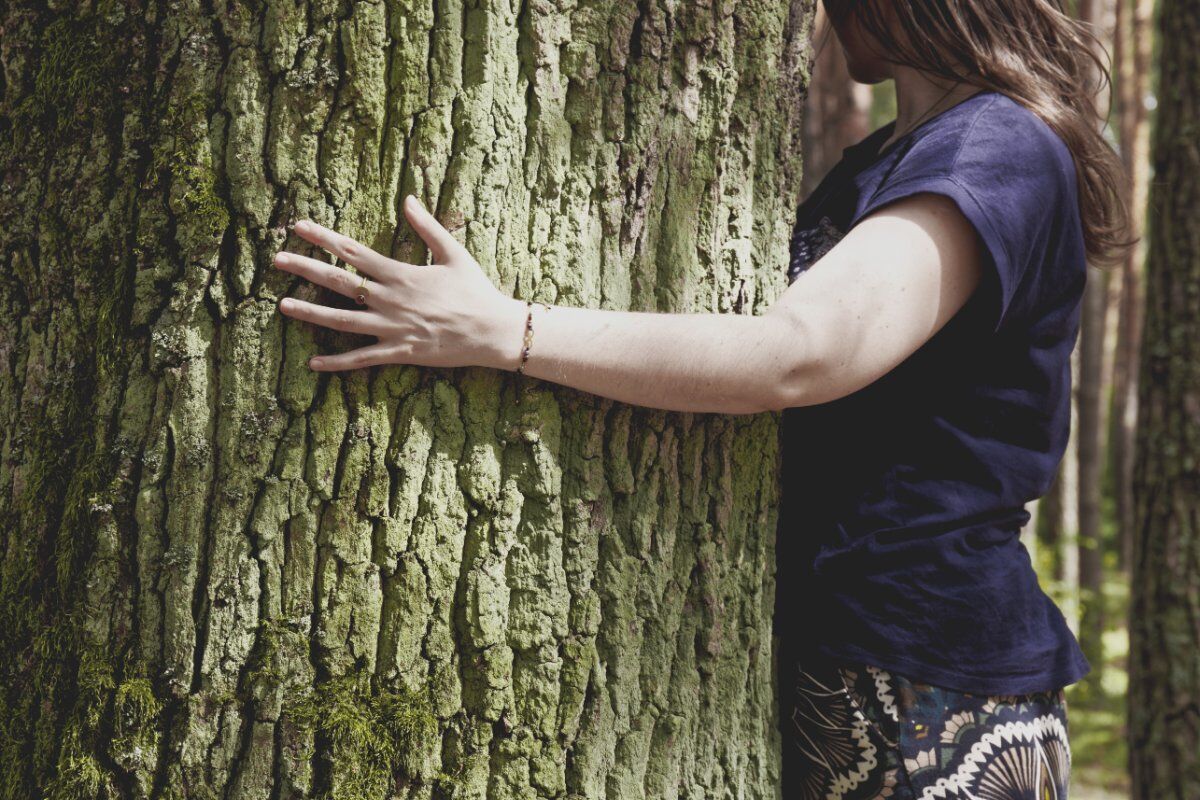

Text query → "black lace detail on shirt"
[788,215,846,284]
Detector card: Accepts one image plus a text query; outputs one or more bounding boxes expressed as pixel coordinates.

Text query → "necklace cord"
[885,81,974,151]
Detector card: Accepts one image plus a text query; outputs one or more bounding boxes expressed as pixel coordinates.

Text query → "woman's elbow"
[757,315,839,412]
[765,355,832,411]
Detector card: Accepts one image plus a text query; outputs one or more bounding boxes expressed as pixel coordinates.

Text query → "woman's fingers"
[308,342,401,372]
[278,297,389,336]
[291,219,398,278]
[274,251,375,300]
[402,194,469,264]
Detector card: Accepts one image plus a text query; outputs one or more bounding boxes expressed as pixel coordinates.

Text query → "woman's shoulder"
[954,93,1075,177]
[893,91,1078,203]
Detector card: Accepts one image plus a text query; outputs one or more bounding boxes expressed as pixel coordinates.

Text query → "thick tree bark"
[0,1,815,798]
[1128,0,1200,795]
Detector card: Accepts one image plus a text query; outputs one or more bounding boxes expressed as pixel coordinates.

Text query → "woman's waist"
[809,505,1034,576]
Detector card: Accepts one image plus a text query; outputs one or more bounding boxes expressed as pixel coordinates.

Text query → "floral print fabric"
[786,655,1072,799]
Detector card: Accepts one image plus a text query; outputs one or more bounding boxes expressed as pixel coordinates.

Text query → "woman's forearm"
[275,206,812,412]
[483,298,800,415]
[279,194,980,415]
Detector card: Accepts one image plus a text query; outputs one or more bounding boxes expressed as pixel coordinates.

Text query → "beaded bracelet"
[516,301,549,375]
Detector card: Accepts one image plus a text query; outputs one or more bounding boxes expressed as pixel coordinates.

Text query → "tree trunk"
[1039,345,1082,634]
[799,5,871,197]
[1111,0,1154,572]
[1128,0,1200,794]
[1037,467,1063,577]
[1075,0,1115,686]
[0,1,815,798]
[1077,260,1109,679]
[1077,269,1108,687]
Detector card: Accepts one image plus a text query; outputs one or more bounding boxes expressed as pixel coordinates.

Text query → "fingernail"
[280,298,293,311]
[309,357,323,369]
[295,220,310,232]
[275,252,290,265]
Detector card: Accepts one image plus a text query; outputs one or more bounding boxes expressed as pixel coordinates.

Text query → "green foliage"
[1063,575,1131,798]
[1030,484,1130,797]
[870,80,898,131]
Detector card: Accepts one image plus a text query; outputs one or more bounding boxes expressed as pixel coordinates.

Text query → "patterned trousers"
[783,655,1072,800]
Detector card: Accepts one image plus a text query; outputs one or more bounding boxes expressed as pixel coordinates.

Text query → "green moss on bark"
[150,94,233,241]
[282,670,451,799]
[7,13,120,149]
[36,648,161,800]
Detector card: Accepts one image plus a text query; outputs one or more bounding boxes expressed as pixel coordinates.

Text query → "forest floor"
[1072,785,1128,800]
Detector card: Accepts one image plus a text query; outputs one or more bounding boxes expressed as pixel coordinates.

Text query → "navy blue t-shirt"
[775,90,1090,695]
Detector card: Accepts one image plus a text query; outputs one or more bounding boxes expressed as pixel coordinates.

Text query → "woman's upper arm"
[764,191,985,408]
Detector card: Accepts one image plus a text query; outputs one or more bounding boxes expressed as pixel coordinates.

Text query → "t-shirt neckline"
[846,88,996,167]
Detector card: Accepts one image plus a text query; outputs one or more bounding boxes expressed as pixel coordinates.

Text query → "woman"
[274,1,1131,797]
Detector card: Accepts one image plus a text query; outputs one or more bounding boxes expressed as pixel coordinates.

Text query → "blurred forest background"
[803,1,1182,798]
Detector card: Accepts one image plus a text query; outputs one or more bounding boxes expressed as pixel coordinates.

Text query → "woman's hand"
[274,192,984,415]
[275,194,528,372]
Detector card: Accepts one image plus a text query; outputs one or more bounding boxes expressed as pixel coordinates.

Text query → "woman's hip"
[781,653,1072,800]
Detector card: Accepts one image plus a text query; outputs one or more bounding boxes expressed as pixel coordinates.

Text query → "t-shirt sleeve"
[850,119,1075,334]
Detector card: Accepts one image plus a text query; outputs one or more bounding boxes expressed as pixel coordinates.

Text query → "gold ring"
[355,273,369,305]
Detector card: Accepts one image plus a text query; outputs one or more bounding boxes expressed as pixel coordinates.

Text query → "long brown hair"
[825,0,1134,266]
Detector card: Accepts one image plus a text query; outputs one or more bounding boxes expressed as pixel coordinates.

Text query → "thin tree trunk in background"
[1038,468,1065,579]
[0,1,815,797]
[1128,0,1200,792]
[1111,0,1154,572]
[1078,260,1110,677]
[1037,353,1080,605]
[1076,0,1115,685]
[800,5,872,197]
[1040,345,1082,635]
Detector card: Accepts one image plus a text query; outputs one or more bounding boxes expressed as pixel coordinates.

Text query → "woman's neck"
[878,66,982,152]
